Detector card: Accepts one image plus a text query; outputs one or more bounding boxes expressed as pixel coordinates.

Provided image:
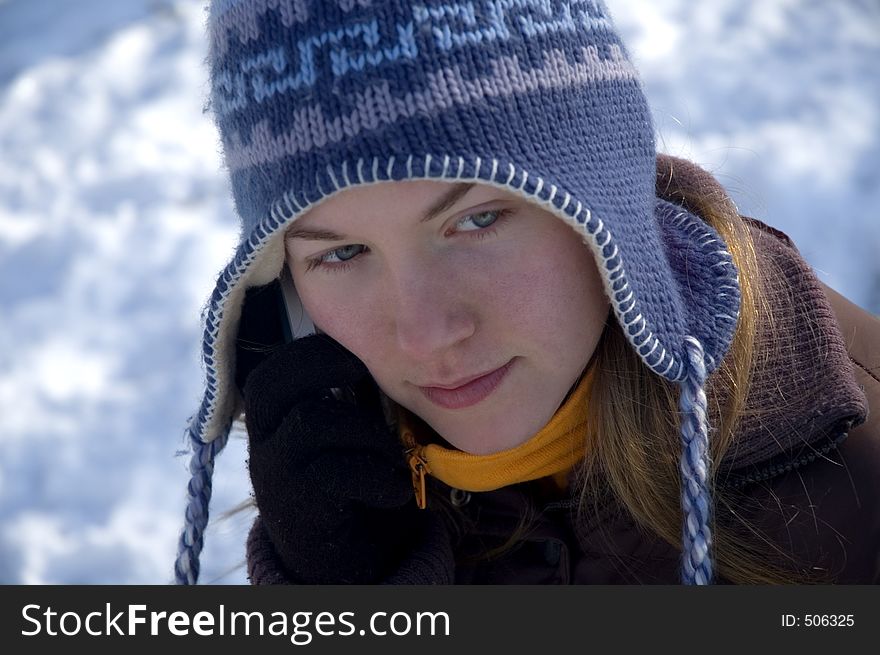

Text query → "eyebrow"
[419,181,476,224]
[285,182,476,242]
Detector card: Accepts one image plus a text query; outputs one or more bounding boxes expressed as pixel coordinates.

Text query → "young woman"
[175,0,879,585]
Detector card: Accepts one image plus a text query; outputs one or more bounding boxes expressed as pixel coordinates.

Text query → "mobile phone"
[277,268,362,406]
[279,270,393,423]
[278,266,316,343]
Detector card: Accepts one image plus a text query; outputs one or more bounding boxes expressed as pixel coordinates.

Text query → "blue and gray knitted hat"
[176,0,741,585]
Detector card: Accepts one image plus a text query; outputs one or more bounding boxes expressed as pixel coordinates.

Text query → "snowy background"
[1,0,877,585]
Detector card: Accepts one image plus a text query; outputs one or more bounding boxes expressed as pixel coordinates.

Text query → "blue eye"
[320,243,365,264]
[304,244,366,271]
[456,209,501,232]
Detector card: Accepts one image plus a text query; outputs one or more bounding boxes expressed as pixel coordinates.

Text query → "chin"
[440,418,532,455]
[404,393,538,453]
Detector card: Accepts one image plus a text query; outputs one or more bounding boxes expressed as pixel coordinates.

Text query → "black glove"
[243,333,424,584]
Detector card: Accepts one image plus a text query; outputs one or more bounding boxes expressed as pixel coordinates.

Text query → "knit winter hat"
[176,0,741,585]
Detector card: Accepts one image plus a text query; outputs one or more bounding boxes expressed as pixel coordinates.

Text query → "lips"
[418,358,516,410]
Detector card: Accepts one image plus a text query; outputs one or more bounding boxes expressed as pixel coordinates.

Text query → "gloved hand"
[243,333,424,584]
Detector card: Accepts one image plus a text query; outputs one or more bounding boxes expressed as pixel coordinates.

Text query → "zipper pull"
[405,447,429,510]
[397,405,430,509]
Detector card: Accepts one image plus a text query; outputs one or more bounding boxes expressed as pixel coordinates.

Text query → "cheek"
[495,233,606,347]
[295,282,389,369]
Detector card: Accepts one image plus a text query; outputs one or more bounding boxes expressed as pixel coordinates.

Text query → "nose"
[389,263,476,361]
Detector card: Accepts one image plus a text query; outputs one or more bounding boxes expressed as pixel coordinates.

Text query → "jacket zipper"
[400,423,430,510]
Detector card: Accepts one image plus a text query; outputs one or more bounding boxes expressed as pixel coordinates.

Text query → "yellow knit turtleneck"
[398,361,596,502]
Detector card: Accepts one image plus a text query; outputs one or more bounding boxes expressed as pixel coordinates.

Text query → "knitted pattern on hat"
[176,0,741,585]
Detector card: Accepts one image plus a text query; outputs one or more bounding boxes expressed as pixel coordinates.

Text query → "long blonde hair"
[453,165,834,584]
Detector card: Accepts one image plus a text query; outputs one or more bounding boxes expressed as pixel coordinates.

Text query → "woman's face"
[285,180,609,455]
